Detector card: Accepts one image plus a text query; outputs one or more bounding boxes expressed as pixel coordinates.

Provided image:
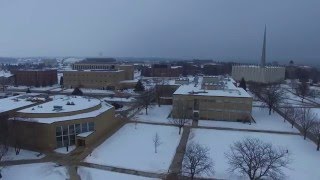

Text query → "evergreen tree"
[71,87,83,96]
[134,80,145,92]
[239,78,247,91]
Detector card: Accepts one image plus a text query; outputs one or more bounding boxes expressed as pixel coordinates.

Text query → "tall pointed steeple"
[260,25,267,67]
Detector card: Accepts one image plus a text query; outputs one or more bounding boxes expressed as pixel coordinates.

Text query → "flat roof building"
[0,95,120,151]
[12,69,58,87]
[172,76,253,121]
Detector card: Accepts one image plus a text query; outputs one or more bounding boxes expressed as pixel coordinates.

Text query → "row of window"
[55,122,94,147]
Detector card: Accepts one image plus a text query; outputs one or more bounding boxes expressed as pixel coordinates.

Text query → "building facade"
[232,65,286,83]
[172,76,253,121]
[63,70,130,90]
[12,69,57,87]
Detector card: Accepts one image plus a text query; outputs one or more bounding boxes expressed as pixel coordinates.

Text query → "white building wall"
[232,65,285,83]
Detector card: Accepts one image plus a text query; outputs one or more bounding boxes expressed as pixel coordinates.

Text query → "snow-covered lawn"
[85,123,182,173]
[283,90,316,107]
[134,105,172,124]
[199,107,298,133]
[3,147,45,161]
[1,163,69,180]
[54,145,76,154]
[187,128,320,180]
[78,167,159,180]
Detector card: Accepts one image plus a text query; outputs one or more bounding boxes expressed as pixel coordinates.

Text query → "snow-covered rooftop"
[19,95,101,114]
[173,76,251,98]
[0,95,36,113]
[0,70,13,78]
[15,102,113,124]
[77,131,94,138]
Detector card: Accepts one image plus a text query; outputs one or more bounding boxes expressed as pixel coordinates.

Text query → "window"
[56,127,62,136]
[56,136,63,147]
[81,123,88,132]
[63,136,69,146]
[62,126,68,136]
[70,135,76,145]
[69,125,75,135]
[75,124,81,134]
[88,122,94,131]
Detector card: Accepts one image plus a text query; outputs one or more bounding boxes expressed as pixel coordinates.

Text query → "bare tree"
[296,80,309,102]
[153,133,161,153]
[288,107,300,128]
[138,88,155,115]
[183,143,214,180]
[225,137,290,180]
[248,82,265,98]
[311,122,320,151]
[283,106,294,122]
[297,108,316,140]
[261,84,286,115]
[155,79,165,107]
[170,101,188,134]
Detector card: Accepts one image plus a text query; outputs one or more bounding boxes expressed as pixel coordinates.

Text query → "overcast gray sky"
[0,0,319,63]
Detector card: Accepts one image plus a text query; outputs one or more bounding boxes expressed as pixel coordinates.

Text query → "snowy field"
[187,128,320,180]
[78,167,159,180]
[134,105,172,124]
[85,123,182,173]
[2,147,45,161]
[199,107,298,133]
[1,163,69,180]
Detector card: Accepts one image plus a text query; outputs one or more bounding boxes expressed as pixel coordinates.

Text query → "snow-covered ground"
[187,128,320,180]
[85,123,182,173]
[199,107,299,133]
[2,147,45,161]
[78,167,159,180]
[282,90,317,107]
[54,145,76,154]
[1,163,69,180]
[134,105,172,123]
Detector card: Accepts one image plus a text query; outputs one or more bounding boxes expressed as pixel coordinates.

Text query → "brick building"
[12,69,57,87]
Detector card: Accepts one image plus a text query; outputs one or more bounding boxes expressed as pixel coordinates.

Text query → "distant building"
[172,76,252,121]
[141,64,183,77]
[203,64,225,76]
[232,66,285,83]
[231,26,285,83]
[12,69,58,87]
[72,58,134,80]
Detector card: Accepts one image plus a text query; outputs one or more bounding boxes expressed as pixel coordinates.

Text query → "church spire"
[261,25,267,67]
